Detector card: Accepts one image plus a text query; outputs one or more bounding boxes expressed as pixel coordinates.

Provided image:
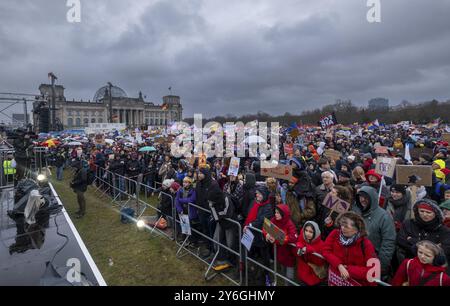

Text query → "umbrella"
[68,141,82,146]
[245,135,266,144]
[139,146,156,152]
[42,139,56,147]
[105,139,115,144]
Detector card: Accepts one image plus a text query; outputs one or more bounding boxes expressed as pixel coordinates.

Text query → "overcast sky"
[1,0,450,121]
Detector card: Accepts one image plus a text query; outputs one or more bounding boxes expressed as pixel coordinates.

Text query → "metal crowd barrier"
[88,166,391,287]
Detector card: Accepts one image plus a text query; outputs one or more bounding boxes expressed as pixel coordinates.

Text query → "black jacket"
[109,159,125,176]
[71,168,87,192]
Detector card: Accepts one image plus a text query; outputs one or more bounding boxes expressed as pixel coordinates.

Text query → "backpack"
[86,169,96,185]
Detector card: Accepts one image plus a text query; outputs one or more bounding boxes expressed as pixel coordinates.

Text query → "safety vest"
[3,160,16,175]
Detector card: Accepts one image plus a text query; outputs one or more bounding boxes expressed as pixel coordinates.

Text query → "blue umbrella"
[139,146,156,152]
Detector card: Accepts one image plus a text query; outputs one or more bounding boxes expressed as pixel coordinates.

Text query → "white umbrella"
[68,141,82,146]
[245,135,266,144]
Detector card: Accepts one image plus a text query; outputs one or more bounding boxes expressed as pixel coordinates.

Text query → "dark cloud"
[0,0,449,122]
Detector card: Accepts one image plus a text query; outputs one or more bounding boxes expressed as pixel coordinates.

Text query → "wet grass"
[51,170,230,286]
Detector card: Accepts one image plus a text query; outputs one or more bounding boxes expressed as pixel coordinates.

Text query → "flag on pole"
[404,143,411,163]
[378,175,386,205]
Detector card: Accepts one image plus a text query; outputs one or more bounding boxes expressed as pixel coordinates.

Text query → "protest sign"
[318,113,338,129]
[241,228,254,252]
[324,149,342,161]
[260,163,292,181]
[263,218,286,244]
[179,214,191,235]
[228,157,240,176]
[321,193,351,214]
[198,153,207,168]
[396,165,432,187]
[328,267,362,286]
[375,157,396,178]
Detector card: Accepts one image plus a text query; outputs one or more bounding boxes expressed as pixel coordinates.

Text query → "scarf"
[388,196,409,222]
[339,230,360,247]
[244,199,269,227]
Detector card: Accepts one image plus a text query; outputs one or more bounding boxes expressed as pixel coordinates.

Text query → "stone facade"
[34,84,183,129]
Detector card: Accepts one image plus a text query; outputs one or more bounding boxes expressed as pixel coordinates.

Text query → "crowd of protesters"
[39,122,450,286]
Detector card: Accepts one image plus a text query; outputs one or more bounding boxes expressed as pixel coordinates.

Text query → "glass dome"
[93,85,128,102]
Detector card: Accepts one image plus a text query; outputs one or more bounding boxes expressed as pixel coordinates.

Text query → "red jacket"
[295,228,327,285]
[262,205,297,267]
[323,229,378,286]
[391,257,450,286]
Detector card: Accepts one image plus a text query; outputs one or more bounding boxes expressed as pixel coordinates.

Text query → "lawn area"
[51,169,230,286]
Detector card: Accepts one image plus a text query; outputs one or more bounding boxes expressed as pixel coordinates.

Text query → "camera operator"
[12,128,34,185]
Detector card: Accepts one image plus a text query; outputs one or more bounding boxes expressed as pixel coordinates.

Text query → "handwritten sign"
[241,228,254,252]
[260,163,292,181]
[396,165,432,187]
[179,214,191,235]
[321,193,351,214]
[324,149,342,161]
[375,157,396,178]
[263,218,286,244]
[328,267,361,287]
[284,143,294,156]
[228,157,240,177]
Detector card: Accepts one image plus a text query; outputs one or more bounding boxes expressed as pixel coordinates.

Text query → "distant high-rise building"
[368,98,389,110]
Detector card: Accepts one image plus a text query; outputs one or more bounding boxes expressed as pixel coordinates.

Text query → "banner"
[318,113,338,129]
[260,163,292,181]
[396,165,432,187]
[321,193,351,214]
[328,267,361,286]
[263,218,286,244]
[375,157,397,178]
[227,157,240,177]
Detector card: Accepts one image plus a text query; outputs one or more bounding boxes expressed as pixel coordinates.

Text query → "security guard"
[3,154,16,185]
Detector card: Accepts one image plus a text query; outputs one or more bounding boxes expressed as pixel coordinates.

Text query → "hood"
[365,169,381,183]
[273,204,291,227]
[434,159,446,170]
[244,171,256,188]
[357,185,379,212]
[289,157,305,171]
[413,198,444,224]
[302,221,321,242]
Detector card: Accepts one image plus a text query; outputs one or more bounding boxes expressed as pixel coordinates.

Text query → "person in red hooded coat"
[361,169,389,208]
[295,221,327,286]
[392,240,450,286]
[263,204,297,284]
[323,211,379,286]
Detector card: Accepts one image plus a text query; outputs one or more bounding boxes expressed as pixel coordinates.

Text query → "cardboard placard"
[227,157,240,176]
[260,163,292,181]
[324,149,342,161]
[442,133,450,143]
[321,193,351,214]
[375,157,397,178]
[396,165,432,187]
[263,218,286,244]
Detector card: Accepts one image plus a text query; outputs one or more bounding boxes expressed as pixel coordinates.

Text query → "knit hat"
[338,171,351,179]
[390,184,407,195]
[439,199,450,211]
[162,179,174,189]
[414,199,444,221]
[170,181,181,192]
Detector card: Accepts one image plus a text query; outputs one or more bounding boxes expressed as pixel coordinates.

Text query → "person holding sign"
[323,212,378,286]
[353,186,396,280]
[295,221,327,286]
[262,205,297,285]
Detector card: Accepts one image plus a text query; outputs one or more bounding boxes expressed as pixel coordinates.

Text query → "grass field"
[51,169,230,286]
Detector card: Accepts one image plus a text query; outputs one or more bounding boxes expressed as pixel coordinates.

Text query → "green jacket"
[353,185,396,271]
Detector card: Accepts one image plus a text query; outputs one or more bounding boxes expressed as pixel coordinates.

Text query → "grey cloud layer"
[0,0,449,119]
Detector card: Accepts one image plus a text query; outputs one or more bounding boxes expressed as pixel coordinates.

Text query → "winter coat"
[262,205,297,267]
[71,168,87,193]
[126,159,141,178]
[245,199,274,247]
[295,222,327,285]
[391,257,450,286]
[109,159,125,176]
[385,190,413,232]
[397,201,450,265]
[286,190,316,230]
[353,186,396,272]
[241,172,257,218]
[175,187,198,220]
[323,229,378,286]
